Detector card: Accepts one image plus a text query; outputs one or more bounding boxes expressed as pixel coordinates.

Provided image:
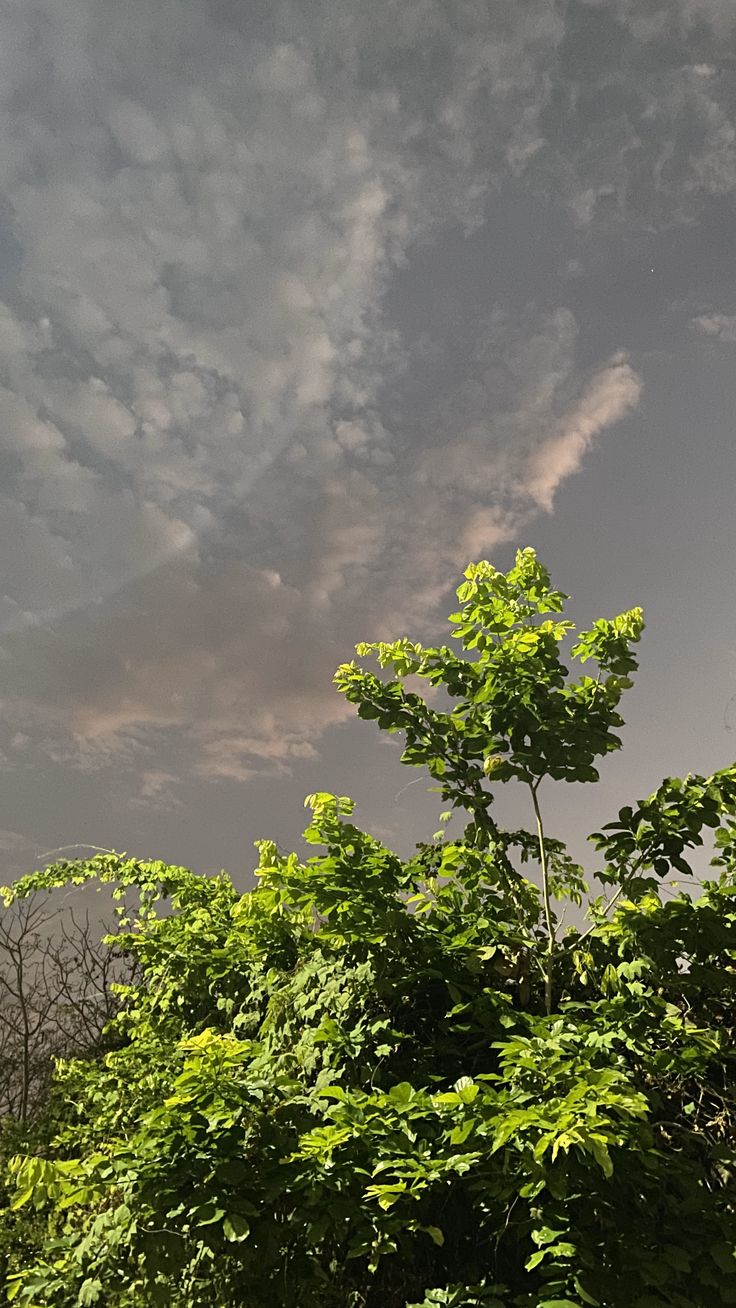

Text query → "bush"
[2,548,735,1306]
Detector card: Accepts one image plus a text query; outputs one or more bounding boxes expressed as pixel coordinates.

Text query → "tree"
[0,894,128,1125]
[0,892,132,1296]
[2,547,735,1307]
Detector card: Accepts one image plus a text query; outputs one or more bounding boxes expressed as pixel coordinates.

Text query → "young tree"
[2,548,735,1307]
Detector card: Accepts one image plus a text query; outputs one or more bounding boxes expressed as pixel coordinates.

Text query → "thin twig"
[528,780,555,1015]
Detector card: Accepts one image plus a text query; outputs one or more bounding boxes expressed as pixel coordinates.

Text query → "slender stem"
[17,946,30,1126]
[469,786,547,987]
[529,780,555,1015]
[570,854,646,949]
[495,856,548,987]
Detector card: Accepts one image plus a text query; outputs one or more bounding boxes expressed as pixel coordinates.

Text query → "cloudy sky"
[1,0,736,887]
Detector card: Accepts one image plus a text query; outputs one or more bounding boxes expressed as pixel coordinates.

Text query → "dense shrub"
[2,549,735,1306]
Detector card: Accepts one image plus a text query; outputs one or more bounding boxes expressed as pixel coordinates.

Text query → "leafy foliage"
[1,548,735,1307]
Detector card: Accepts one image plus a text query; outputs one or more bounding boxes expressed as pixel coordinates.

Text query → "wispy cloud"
[691,312,736,341]
[130,770,184,812]
[525,353,642,511]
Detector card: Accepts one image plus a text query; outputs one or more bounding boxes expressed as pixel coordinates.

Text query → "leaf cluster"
[1,549,735,1308]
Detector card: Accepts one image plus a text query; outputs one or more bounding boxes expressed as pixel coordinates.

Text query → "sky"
[1,0,736,891]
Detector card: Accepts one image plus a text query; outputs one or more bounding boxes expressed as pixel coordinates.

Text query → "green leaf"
[711,1241,736,1274]
[10,1186,35,1211]
[450,1119,475,1145]
[589,1138,614,1178]
[574,1277,600,1306]
[532,1227,566,1247]
[223,1214,251,1243]
[422,1226,445,1247]
[453,1076,479,1104]
[389,1081,415,1104]
[538,1301,583,1308]
[77,1281,103,1307]
[525,1249,546,1270]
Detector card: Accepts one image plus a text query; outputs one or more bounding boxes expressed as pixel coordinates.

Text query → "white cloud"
[525,354,642,511]
[691,312,736,342]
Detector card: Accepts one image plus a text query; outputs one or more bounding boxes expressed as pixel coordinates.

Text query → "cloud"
[3,0,734,795]
[525,353,642,510]
[130,771,184,812]
[0,829,33,855]
[0,4,428,627]
[0,306,641,782]
[503,0,736,229]
[691,312,736,342]
[0,557,349,784]
[405,312,640,537]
